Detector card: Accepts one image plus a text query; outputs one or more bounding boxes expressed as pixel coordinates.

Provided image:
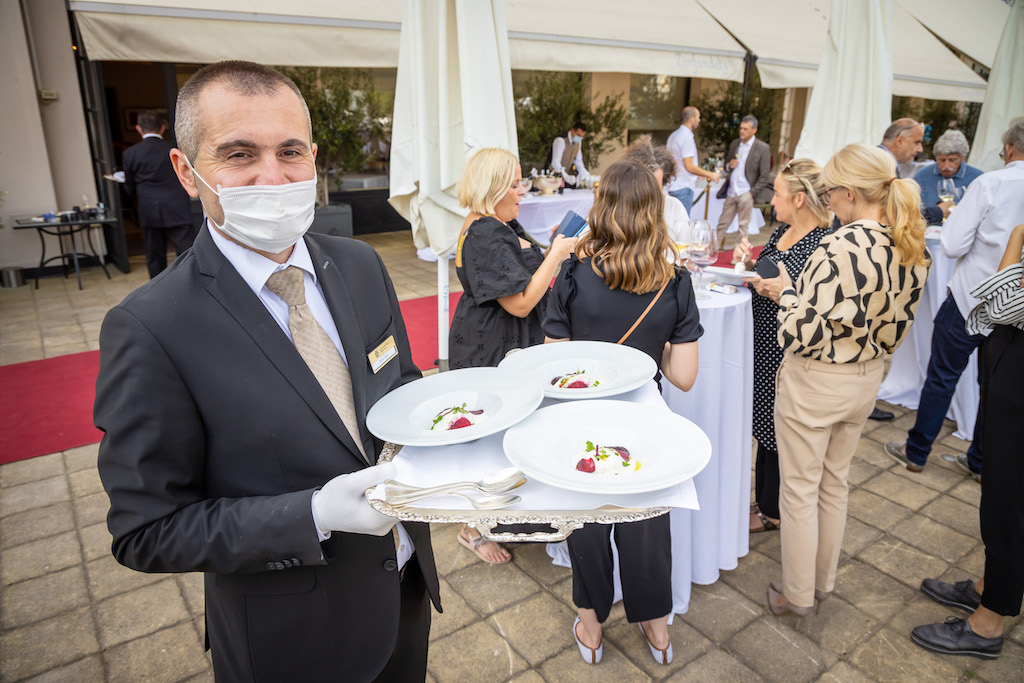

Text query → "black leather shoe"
[911,617,1002,659]
[869,407,895,421]
[921,578,981,612]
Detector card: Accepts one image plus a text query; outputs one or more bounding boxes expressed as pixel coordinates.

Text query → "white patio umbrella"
[388,0,518,371]
[794,0,894,165]
[968,0,1023,172]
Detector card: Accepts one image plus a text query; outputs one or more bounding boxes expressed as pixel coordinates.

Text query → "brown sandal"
[750,510,780,533]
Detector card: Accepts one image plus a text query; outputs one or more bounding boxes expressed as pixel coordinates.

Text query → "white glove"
[311,463,397,537]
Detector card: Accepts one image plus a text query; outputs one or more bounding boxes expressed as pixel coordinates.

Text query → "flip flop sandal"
[458,528,512,564]
[750,510,780,533]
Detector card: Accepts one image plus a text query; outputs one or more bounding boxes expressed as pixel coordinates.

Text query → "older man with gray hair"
[914,129,984,225]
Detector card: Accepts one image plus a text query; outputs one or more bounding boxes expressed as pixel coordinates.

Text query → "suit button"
[383,559,398,571]
[291,557,302,567]
[266,562,275,571]
[274,561,285,570]
[282,559,293,568]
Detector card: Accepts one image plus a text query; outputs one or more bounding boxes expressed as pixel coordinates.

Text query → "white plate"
[704,265,755,286]
[365,367,543,446]
[502,400,711,494]
[497,340,657,400]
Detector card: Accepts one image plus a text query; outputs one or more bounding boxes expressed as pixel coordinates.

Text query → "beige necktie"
[266,266,368,463]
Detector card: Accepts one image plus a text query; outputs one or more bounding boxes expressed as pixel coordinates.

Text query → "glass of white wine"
[938,178,957,204]
[688,220,718,300]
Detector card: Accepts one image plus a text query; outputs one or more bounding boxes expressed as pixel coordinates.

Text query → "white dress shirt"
[941,160,1024,324]
[667,125,699,192]
[208,224,414,567]
[727,137,754,197]
[550,135,590,179]
[663,191,691,243]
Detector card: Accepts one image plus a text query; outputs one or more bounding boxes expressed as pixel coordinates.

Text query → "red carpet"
[398,291,462,370]
[713,245,763,268]
[0,351,103,465]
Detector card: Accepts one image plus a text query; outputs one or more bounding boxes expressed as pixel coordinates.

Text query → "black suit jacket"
[122,136,193,229]
[717,137,773,204]
[95,227,440,681]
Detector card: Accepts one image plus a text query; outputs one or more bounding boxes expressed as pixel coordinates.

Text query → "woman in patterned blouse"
[732,159,833,535]
[768,144,931,616]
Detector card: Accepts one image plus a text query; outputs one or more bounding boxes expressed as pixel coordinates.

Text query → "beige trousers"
[715,190,754,247]
[774,352,884,608]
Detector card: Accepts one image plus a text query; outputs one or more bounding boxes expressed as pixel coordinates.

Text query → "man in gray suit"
[716,114,772,249]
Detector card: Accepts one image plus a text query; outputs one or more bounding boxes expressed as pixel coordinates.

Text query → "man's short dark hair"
[136,110,164,134]
[741,114,758,129]
[571,121,587,132]
[174,60,310,160]
[681,106,699,124]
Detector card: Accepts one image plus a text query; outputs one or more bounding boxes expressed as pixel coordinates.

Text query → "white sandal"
[573,616,603,664]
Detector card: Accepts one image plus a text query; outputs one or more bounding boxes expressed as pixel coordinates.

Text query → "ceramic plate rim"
[501,399,711,494]
[365,367,543,446]
[497,340,657,399]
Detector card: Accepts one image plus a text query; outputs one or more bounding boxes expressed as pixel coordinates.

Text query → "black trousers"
[979,325,1024,617]
[754,442,781,519]
[374,559,432,682]
[566,514,672,624]
[143,223,198,278]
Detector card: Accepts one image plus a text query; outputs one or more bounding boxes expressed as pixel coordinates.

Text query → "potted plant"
[281,67,388,237]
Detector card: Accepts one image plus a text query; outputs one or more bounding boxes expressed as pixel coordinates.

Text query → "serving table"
[547,288,754,614]
[14,215,115,290]
[878,235,978,439]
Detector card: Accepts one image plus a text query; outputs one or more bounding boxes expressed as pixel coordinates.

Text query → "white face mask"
[184,156,317,253]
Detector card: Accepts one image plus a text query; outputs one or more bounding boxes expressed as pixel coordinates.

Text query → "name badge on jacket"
[369,335,398,374]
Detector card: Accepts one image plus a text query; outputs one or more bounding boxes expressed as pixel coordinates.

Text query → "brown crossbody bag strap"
[617,280,669,344]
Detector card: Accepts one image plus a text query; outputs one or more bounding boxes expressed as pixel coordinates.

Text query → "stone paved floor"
[1,229,1021,682]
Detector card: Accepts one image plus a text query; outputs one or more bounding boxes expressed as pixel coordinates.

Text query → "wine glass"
[937,178,956,205]
[688,220,718,300]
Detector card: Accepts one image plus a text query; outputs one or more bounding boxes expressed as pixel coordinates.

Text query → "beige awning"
[697,0,990,102]
[504,0,746,81]
[70,1,404,67]
[898,0,1010,70]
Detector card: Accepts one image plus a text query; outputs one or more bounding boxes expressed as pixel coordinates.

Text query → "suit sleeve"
[751,144,772,197]
[95,306,328,575]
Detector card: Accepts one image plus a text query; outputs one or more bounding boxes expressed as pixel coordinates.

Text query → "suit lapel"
[194,229,366,460]
[306,237,374,458]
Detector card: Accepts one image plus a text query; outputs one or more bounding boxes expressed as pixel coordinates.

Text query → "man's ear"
[169,149,200,198]
[135,125,144,139]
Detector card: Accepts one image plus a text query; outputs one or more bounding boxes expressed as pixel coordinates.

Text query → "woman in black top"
[449,148,576,563]
[543,161,702,666]
[731,158,832,534]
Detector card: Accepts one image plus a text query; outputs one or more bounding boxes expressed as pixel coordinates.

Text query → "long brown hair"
[577,161,675,293]
[823,144,929,267]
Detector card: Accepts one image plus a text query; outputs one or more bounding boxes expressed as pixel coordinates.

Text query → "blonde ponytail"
[885,177,929,267]
[823,144,929,267]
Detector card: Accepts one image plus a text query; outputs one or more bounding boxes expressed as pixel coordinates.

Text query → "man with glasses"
[885,116,1024,482]
[914,129,983,225]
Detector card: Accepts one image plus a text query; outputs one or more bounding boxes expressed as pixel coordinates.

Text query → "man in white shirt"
[885,116,1024,480]
[667,106,721,215]
[715,115,771,248]
[550,121,590,182]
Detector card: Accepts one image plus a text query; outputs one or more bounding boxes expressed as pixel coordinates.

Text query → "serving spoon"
[384,467,525,504]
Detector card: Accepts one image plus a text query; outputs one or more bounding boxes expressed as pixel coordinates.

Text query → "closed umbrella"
[389,0,517,371]
[794,0,894,164]
[968,0,1023,172]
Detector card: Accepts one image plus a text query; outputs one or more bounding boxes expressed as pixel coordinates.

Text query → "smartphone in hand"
[554,210,588,240]
[754,257,780,279]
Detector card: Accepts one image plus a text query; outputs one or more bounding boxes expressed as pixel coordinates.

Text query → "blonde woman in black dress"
[731,159,832,535]
[449,147,576,563]
[543,161,702,665]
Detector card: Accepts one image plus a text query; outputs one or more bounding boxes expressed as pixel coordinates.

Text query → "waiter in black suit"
[122,110,198,278]
[95,61,440,682]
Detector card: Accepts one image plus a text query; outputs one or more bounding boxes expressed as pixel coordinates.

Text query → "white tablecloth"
[877,236,978,440]
[548,287,754,615]
[516,189,595,244]
[690,181,766,237]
